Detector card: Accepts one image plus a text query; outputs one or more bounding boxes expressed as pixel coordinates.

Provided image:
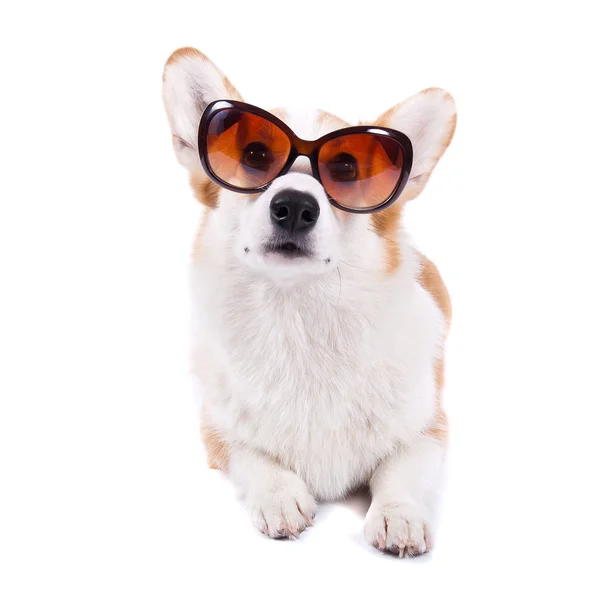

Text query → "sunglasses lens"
[318,134,404,209]
[204,109,291,190]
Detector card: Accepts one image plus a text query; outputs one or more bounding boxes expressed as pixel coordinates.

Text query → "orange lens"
[205,109,291,190]
[318,134,404,209]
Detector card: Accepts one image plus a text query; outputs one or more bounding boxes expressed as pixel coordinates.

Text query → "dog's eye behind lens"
[327,152,358,182]
[243,142,274,172]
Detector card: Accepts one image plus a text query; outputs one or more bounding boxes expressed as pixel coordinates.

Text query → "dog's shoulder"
[415,251,451,329]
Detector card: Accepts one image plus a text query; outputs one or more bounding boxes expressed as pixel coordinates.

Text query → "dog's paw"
[248,473,317,539]
[364,503,432,557]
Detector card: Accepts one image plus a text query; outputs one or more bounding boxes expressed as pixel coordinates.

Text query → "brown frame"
[198,100,413,214]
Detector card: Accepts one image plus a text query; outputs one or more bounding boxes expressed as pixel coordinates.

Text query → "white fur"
[384,89,456,199]
[163,49,455,553]
[163,50,236,171]
[192,229,444,498]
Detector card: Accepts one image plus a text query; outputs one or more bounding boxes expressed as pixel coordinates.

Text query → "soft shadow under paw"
[342,485,371,518]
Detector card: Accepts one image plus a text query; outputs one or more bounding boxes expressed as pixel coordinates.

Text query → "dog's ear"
[162,47,242,171]
[377,88,456,201]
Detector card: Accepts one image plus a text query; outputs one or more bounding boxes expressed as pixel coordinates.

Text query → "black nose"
[270,190,320,234]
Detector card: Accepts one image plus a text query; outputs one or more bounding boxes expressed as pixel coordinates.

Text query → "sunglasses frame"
[198,100,413,214]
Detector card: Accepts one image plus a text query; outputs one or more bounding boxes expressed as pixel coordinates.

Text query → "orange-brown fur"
[165,46,204,68]
[417,252,451,443]
[367,111,406,274]
[190,172,220,208]
[370,205,403,273]
[427,358,449,442]
[369,89,457,274]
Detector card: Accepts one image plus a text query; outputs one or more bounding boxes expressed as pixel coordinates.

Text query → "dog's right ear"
[162,47,242,172]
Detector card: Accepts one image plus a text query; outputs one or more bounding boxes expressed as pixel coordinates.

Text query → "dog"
[162,47,456,557]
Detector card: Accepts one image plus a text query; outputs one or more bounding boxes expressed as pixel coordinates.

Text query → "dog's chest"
[195,266,439,499]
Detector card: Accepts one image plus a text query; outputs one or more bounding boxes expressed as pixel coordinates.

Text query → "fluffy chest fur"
[191,224,444,500]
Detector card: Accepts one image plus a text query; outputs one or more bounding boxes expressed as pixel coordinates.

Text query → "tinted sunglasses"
[198,100,413,214]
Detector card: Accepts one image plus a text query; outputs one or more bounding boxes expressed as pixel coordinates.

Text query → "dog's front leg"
[364,434,445,557]
[229,445,317,539]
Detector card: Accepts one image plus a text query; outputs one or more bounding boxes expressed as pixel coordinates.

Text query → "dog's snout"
[270,190,320,234]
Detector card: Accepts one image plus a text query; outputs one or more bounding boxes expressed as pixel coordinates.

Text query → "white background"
[1,1,599,598]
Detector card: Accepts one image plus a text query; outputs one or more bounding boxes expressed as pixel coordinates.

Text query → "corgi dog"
[162,47,456,557]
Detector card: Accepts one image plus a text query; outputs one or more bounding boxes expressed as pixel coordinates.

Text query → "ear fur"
[376,88,456,201]
[162,47,242,172]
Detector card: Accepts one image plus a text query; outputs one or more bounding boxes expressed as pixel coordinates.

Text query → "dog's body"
[163,48,456,556]
[193,218,448,499]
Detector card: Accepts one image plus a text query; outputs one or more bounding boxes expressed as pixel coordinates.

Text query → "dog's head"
[163,48,456,284]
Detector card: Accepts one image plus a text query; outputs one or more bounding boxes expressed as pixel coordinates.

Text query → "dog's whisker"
[367,227,397,245]
[340,260,377,273]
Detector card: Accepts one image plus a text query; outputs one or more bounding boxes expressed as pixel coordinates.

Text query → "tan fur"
[269,107,288,121]
[417,252,451,443]
[164,48,242,103]
[190,172,220,208]
[376,89,457,203]
[427,358,449,442]
[163,48,243,183]
[189,178,219,266]
[417,252,452,326]
[200,407,229,470]
[370,205,403,273]
[366,108,409,274]
[368,89,456,274]
[317,110,350,131]
[223,76,243,101]
[407,108,457,200]
[165,46,204,68]
[374,86,454,134]
[421,89,456,147]
[192,214,208,263]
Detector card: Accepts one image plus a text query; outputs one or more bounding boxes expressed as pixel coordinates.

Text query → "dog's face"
[163,48,456,284]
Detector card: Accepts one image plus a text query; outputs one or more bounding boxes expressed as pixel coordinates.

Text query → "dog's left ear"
[162,47,243,172]
[377,88,457,201]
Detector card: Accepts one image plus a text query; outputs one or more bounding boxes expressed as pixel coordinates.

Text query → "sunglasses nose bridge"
[286,138,320,182]
[294,138,316,158]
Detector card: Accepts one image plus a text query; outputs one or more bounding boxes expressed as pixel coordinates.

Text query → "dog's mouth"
[264,240,311,259]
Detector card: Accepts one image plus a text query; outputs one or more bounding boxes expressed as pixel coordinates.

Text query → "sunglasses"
[198,100,413,214]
